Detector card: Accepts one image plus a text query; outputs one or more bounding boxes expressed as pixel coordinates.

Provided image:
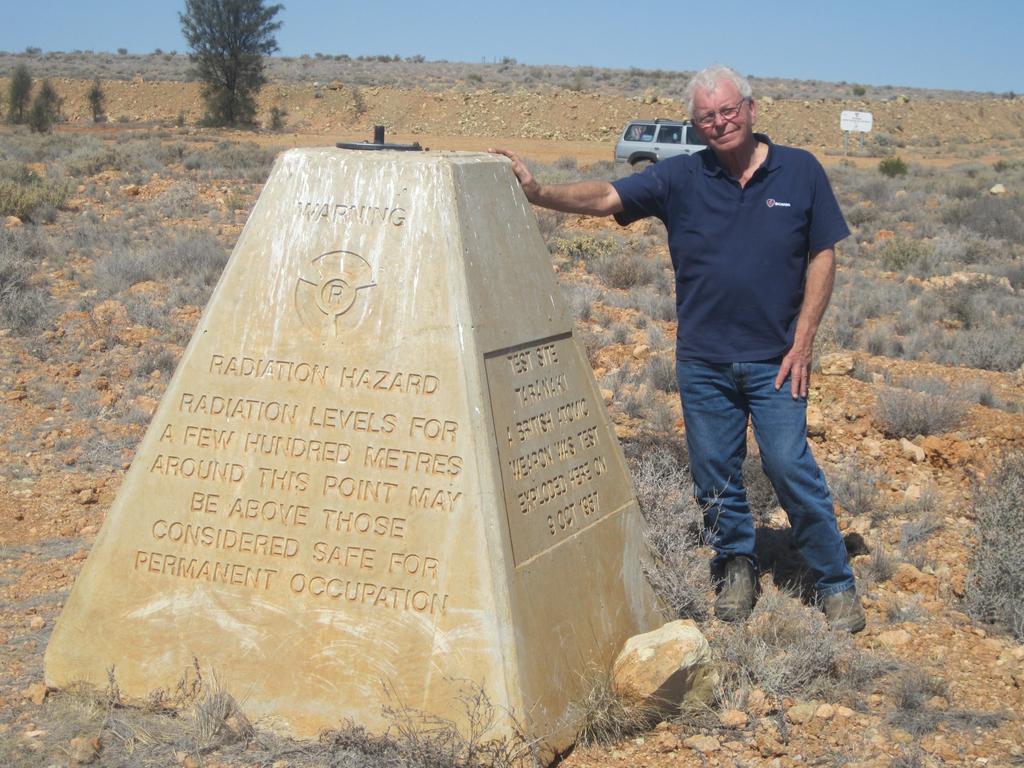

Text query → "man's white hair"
[685,65,754,117]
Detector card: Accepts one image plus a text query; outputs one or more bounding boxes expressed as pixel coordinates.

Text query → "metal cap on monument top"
[44,142,662,754]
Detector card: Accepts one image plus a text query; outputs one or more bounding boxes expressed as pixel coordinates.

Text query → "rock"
[815,703,835,720]
[719,708,749,728]
[785,702,817,724]
[652,730,681,752]
[989,183,1007,195]
[755,724,787,756]
[613,619,717,714]
[4,215,23,229]
[807,404,826,437]
[903,483,923,502]
[864,438,883,458]
[683,734,720,753]
[877,628,912,648]
[78,488,98,505]
[24,683,48,705]
[631,344,650,359]
[891,562,938,594]
[69,736,101,765]
[134,395,160,415]
[28,615,45,630]
[746,688,772,716]
[819,353,854,375]
[923,271,1013,294]
[121,183,142,196]
[91,300,129,329]
[835,705,855,718]
[899,438,926,463]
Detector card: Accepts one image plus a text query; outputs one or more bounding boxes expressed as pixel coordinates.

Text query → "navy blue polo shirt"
[611,134,849,363]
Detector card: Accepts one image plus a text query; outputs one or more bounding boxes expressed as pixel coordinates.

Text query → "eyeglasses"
[694,99,749,128]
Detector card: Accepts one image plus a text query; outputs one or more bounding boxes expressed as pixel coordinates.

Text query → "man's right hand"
[488,148,541,202]
[487,147,624,218]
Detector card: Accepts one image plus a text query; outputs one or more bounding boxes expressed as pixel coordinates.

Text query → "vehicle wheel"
[630,158,654,172]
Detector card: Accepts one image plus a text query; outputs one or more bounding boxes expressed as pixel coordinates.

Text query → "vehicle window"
[686,127,707,146]
[625,123,656,142]
[657,125,682,144]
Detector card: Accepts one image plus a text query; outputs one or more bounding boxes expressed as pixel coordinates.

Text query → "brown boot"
[823,588,866,633]
[715,557,757,622]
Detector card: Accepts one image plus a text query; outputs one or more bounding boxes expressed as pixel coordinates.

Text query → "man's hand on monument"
[775,344,812,399]
[488,148,624,216]
[488,148,541,201]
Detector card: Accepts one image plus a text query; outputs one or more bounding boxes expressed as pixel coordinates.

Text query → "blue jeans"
[676,358,855,597]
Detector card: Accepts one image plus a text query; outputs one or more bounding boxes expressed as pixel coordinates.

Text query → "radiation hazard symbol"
[294,250,376,336]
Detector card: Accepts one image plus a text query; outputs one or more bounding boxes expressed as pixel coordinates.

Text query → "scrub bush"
[874,386,966,438]
[878,156,908,178]
[876,237,931,272]
[966,450,1024,640]
[627,440,711,621]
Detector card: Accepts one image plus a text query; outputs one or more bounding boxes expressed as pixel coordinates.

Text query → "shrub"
[711,586,881,704]
[627,440,712,620]
[0,232,51,333]
[590,250,661,290]
[966,451,1024,640]
[947,195,1024,245]
[268,105,287,131]
[550,234,617,264]
[647,355,678,393]
[875,237,931,272]
[0,166,69,220]
[27,79,62,133]
[878,156,908,178]
[874,386,966,438]
[560,281,603,322]
[7,63,32,123]
[159,231,228,290]
[86,76,105,122]
[92,244,161,294]
[828,458,881,518]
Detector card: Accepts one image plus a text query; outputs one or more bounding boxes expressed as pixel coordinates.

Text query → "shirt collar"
[701,133,779,177]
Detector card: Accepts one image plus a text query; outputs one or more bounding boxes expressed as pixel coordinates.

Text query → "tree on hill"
[27,79,62,133]
[179,0,284,127]
[7,63,32,124]
[87,77,105,122]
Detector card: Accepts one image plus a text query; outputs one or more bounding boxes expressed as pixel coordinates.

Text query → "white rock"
[899,438,926,463]
[613,619,717,713]
[819,353,854,376]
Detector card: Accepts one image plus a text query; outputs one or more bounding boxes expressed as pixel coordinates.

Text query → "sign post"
[840,110,873,154]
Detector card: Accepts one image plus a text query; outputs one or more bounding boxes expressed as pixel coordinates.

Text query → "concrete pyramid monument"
[46,145,662,751]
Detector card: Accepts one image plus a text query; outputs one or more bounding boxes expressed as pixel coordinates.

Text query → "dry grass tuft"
[571,665,661,746]
[710,586,888,708]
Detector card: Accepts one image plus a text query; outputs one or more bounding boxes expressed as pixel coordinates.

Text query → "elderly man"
[491,64,865,633]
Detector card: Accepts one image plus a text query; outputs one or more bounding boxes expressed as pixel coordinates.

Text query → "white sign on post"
[840,111,873,132]
[840,111,873,154]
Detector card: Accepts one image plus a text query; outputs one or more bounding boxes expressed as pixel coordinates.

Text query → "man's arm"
[488,148,624,217]
[774,247,836,399]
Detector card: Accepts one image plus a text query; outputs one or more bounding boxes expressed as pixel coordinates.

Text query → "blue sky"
[3,0,1022,93]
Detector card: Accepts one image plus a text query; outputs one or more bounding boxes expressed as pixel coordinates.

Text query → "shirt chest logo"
[766,198,792,208]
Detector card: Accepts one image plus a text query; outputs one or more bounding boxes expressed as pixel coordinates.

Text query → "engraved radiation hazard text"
[295,250,376,335]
